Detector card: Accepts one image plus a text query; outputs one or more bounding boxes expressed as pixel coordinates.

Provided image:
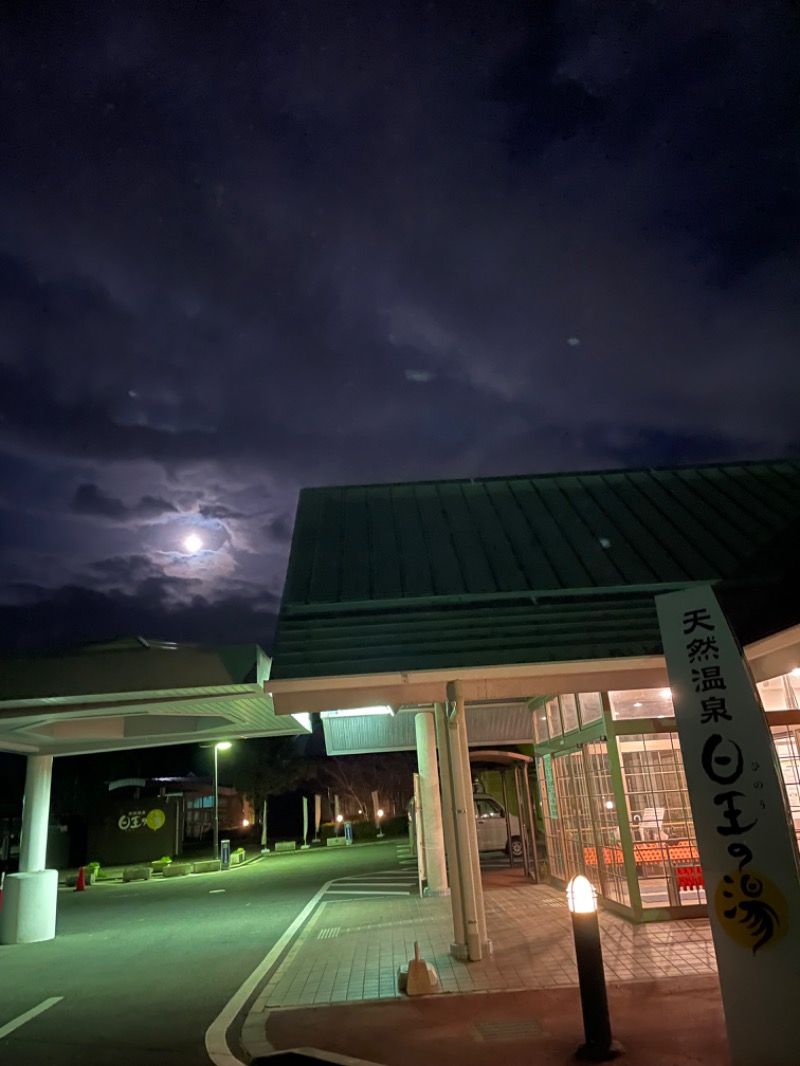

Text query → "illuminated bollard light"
[567,875,623,1061]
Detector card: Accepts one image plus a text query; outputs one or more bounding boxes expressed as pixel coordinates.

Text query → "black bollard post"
[567,875,623,1061]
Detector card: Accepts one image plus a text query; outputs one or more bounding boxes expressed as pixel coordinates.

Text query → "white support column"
[1,754,58,945]
[19,754,53,872]
[435,702,466,957]
[415,710,449,897]
[447,681,491,959]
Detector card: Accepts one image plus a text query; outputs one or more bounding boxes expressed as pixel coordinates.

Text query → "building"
[268,459,800,937]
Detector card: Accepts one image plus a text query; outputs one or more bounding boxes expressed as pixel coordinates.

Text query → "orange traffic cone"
[75,866,86,892]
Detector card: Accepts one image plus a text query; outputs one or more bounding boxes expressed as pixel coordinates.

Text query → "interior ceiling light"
[320,706,394,719]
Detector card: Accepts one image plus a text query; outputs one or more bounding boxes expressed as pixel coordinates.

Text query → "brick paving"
[251,882,716,1011]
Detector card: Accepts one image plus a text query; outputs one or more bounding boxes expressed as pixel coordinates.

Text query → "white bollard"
[0,870,59,944]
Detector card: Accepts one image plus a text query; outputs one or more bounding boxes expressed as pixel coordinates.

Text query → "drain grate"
[317,927,341,940]
[474,1019,544,1042]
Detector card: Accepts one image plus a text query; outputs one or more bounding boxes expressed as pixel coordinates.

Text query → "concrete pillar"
[415,710,449,897]
[1,754,57,945]
[435,702,466,956]
[446,681,490,958]
[19,754,53,872]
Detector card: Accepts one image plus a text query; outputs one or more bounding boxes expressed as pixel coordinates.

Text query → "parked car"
[474,793,523,857]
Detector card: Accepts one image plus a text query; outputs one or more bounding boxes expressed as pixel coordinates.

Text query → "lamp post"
[213,742,232,857]
[376,808,385,839]
[566,875,622,1061]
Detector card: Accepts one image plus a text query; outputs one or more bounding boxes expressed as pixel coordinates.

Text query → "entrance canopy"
[0,637,310,757]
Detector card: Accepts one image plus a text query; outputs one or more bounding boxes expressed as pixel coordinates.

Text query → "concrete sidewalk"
[241,880,719,1061]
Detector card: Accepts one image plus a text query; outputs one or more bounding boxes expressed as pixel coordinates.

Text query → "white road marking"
[209,890,226,894]
[345,872,416,880]
[204,879,333,1066]
[0,998,63,1041]
[332,879,413,886]
[334,878,416,886]
[325,888,412,896]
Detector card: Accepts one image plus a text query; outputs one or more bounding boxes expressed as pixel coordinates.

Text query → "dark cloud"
[198,504,248,520]
[89,554,172,584]
[0,584,278,656]
[0,1,797,652]
[72,484,128,520]
[72,483,177,521]
[267,515,294,544]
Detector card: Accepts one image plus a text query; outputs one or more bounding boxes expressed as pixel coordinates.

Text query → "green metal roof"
[272,460,800,680]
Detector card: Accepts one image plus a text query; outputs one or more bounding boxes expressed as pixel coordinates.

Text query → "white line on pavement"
[204,879,333,1066]
[344,872,416,880]
[328,881,414,888]
[0,998,63,1041]
[325,888,412,896]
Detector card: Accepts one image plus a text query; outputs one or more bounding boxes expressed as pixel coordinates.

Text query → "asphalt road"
[0,841,407,1066]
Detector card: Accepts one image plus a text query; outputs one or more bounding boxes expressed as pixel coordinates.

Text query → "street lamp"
[566,875,622,1061]
[376,808,384,839]
[213,742,232,857]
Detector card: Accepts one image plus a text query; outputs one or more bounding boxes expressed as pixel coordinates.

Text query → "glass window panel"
[546,697,562,737]
[538,755,565,881]
[583,741,630,906]
[609,687,675,720]
[757,676,790,711]
[534,706,550,744]
[770,725,800,841]
[617,732,703,908]
[536,744,632,909]
[578,692,602,725]
[788,671,800,709]
[560,693,579,733]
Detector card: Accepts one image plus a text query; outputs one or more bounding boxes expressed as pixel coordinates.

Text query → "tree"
[229,737,307,846]
[315,752,416,819]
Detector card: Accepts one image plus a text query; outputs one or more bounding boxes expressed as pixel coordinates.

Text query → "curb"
[205,880,334,1066]
[59,854,266,887]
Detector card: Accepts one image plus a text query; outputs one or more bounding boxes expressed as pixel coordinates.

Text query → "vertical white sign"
[302,795,309,845]
[656,586,800,1066]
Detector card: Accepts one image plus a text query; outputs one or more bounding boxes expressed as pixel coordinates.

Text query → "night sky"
[1,1,798,655]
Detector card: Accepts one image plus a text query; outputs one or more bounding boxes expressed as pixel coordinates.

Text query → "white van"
[474,793,523,857]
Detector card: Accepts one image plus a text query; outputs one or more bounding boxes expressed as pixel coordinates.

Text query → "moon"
[184,533,203,553]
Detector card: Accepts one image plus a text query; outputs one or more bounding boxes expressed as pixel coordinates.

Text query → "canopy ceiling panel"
[321,701,534,755]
